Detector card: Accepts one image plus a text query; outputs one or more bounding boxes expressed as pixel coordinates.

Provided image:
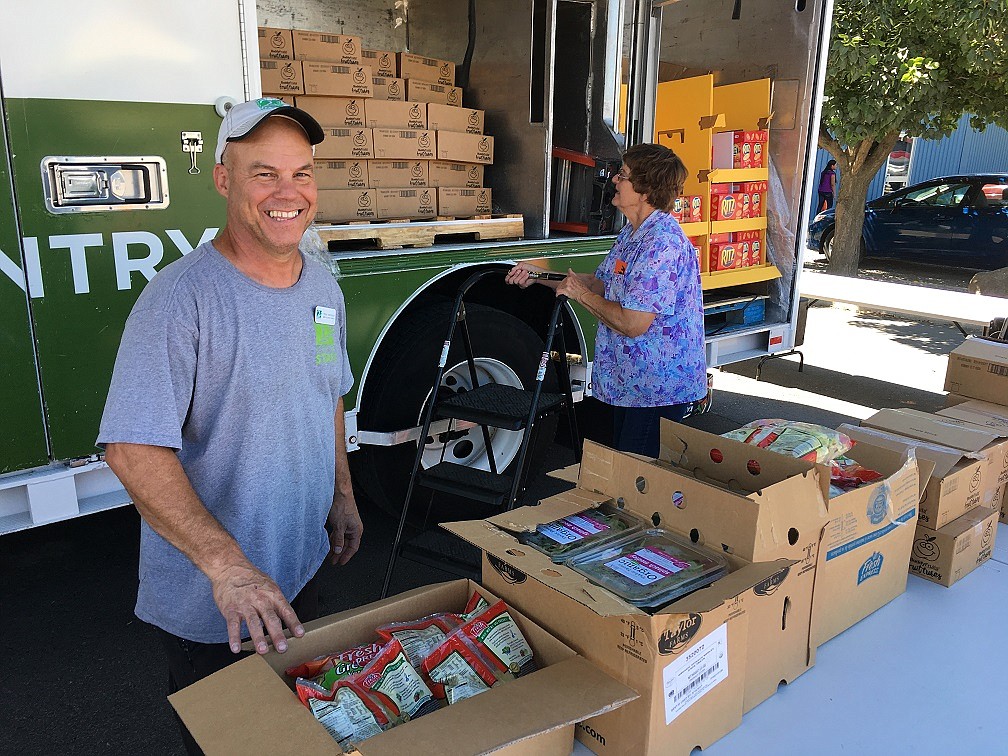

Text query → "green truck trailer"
[0,0,832,533]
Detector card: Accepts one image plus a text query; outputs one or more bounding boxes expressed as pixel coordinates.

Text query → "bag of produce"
[723,419,853,463]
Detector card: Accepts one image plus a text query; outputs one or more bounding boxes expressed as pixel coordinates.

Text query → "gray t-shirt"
[97,241,353,643]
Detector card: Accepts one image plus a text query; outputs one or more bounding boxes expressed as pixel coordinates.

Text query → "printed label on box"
[538,514,610,545]
[662,621,728,725]
[604,547,690,586]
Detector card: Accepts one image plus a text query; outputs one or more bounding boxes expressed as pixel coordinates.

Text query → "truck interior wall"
[656,0,827,324]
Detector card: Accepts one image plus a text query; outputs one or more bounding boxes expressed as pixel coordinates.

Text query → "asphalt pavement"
[1,256,999,755]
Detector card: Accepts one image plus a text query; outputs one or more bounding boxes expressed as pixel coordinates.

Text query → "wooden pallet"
[315,214,524,250]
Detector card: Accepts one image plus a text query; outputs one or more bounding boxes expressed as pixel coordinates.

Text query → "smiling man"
[97,99,362,753]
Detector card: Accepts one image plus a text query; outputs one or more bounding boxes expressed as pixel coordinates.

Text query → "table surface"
[575,522,1008,755]
[800,270,1008,326]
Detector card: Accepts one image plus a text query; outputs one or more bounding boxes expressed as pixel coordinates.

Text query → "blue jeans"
[611,402,695,458]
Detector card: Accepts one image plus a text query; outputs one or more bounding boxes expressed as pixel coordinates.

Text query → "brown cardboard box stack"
[826,336,1008,588]
[259,28,494,222]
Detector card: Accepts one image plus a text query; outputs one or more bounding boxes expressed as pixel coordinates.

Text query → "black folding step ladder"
[380,269,581,598]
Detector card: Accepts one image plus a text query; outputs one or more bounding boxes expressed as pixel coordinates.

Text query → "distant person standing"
[818,159,837,211]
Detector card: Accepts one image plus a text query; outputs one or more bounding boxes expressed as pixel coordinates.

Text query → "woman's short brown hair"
[622,143,688,213]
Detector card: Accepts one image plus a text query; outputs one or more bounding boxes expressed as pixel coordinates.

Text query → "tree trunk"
[818,130,901,277]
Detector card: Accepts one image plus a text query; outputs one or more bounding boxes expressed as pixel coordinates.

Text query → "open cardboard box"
[445,492,795,755]
[591,422,925,651]
[851,408,1007,528]
[940,396,1008,523]
[169,580,636,755]
[657,422,926,651]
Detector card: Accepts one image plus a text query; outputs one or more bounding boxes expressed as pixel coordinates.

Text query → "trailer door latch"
[182,132,204,174]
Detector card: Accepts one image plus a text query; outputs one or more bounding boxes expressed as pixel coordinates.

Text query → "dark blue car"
[807,174,1008,270]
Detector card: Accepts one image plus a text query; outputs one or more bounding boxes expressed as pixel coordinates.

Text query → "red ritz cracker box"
[709,240,741,271]
[671,196,685,223]
[688,237,703,262]
[732,130,769,168]
[710,185,743,221]
[739,180,768,218]
[688,195,703,223]
[735,230,764,267]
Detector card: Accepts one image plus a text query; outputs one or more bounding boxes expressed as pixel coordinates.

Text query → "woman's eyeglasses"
[613,170,631,183]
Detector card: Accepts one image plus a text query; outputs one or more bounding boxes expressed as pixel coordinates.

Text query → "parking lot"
[2,257,1001,755]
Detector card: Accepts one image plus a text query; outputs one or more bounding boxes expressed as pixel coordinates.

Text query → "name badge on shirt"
[314,306,337,326]
[614,260,627,275]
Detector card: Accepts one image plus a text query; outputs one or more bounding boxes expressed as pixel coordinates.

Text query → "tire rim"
[418,358,525,471]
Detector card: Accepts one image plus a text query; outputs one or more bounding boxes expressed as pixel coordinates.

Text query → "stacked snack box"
[259,28,495,222]
[706,176,767,272]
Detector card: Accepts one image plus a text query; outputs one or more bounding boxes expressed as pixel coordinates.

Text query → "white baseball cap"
[215,97,325,164]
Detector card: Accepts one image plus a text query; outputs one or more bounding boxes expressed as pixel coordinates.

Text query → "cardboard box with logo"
[362,48,396,78]
[428,160,484,188]
[941,396,1008,523]
[169,580,636,755]
[292,31,361,65]
[850,408,1007,529]
[314,160,369,190]
[258,27,294,60]
[446,501,791,755]
[908,506,999,587]
[314,128,374,160]
[367,160,428,188]
[945,337,1008,405]
[260,59,304,96]
[407,80,463,107]
[372,128,436,160]
[316,189,377,222]
[376,188,436,220]
[437,188,492,217]
[657,422,926,651]
[398,52,455,85]
[294,96,366,128]
[427,103,485,134]
[365,100,427,130]
[371,76,405,101]
[436,132,494,165]
[302,63,373,98]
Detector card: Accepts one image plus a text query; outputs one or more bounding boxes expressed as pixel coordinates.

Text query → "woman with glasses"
[506,143,706,457]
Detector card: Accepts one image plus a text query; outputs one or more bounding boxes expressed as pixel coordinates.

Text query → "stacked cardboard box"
[825,342,1008,589]
[258,28,495,221]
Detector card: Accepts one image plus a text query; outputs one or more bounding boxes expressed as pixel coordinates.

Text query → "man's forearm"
[105,443,246,577]
[333,397,354,501]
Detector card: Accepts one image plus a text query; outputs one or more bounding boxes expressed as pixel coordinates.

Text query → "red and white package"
[285,641,383,681]
[375,613,462,669]
[461,591,491,622]
[455,600,537,678]
[421,632,504,705]
[308,678,394,749]
[356,638,442,721]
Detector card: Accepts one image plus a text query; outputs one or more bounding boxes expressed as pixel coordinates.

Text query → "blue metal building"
[813,113,1008,212]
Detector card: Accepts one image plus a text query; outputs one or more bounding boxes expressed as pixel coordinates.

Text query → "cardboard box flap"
[659,422,831,505]
[844,439,933,502]
[938,399,1008,434]
[862,408,1000,455]
[840,423,970,481]
[660,557,794,615]
[444,519,647,616]
[938,505,998,538]
[170,655,341,754]
[547,463,580,483]
[358,656,638,755]
[488,490,613,534]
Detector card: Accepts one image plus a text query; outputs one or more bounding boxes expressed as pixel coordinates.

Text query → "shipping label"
[662,621,728,725]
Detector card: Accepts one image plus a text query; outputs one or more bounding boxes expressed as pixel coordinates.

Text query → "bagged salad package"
[286,591,536,747]
[518,500,648,563]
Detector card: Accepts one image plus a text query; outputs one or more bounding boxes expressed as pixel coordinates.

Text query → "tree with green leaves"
[818,0,1008,276]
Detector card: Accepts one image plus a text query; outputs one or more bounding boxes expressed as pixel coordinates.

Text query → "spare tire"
[353,302,560,522]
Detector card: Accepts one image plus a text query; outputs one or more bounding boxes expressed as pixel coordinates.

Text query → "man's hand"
[209,562,305,655]
[328,493,363,566]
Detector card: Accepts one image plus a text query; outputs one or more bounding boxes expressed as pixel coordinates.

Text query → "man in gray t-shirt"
[98,100,362,747]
